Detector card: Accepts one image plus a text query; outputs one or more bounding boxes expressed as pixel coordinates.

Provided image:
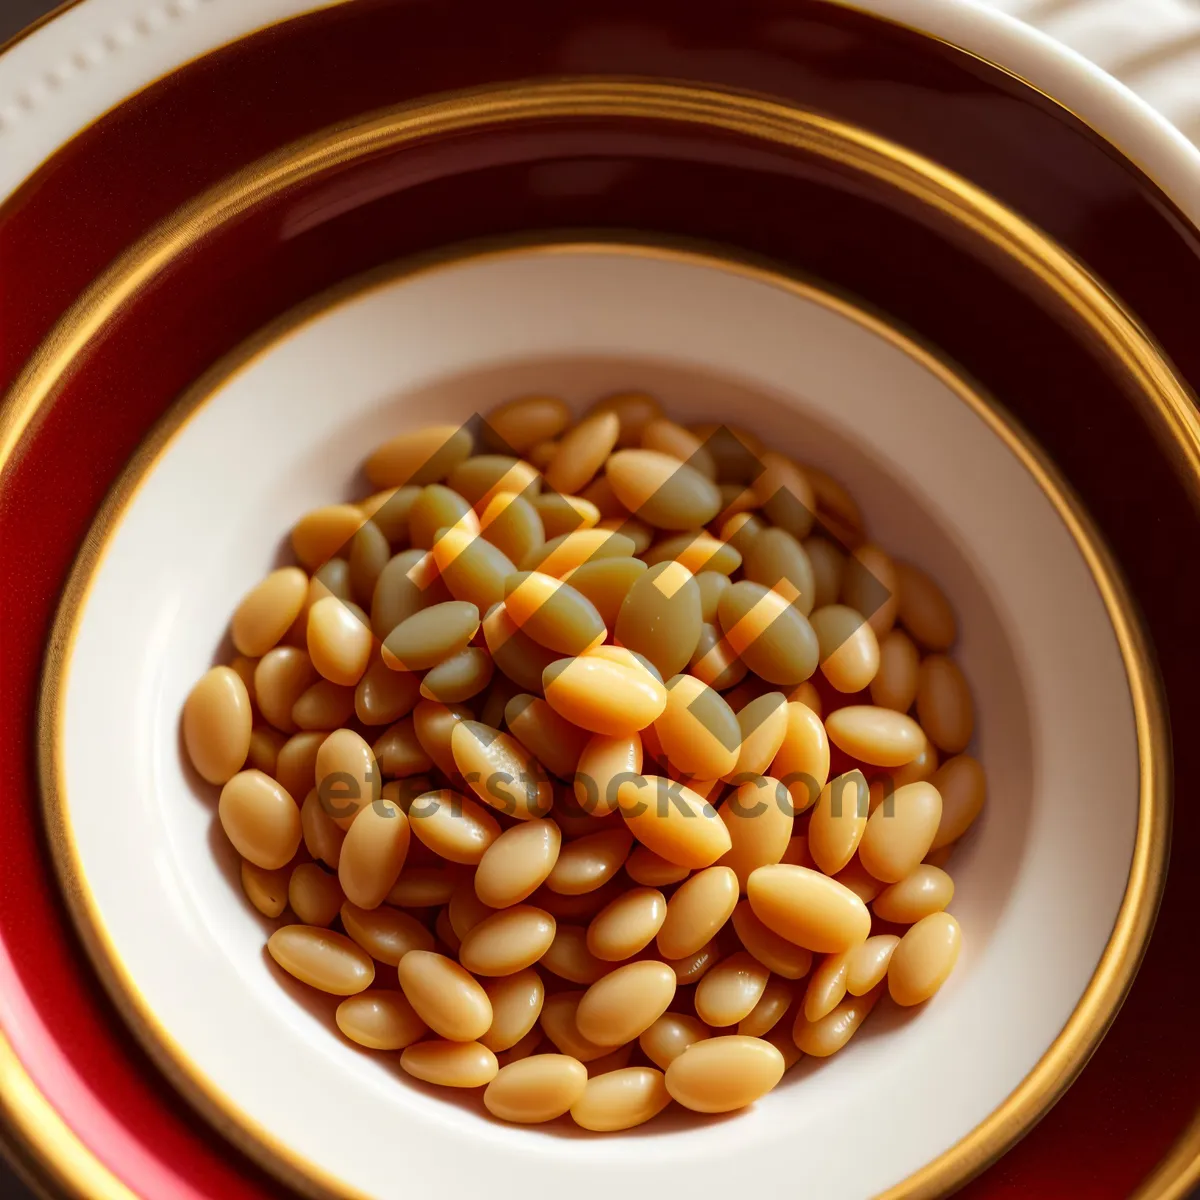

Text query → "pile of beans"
[183,392,984,1131]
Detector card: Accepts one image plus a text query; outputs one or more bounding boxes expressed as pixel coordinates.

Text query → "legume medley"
[184,392,982,1129]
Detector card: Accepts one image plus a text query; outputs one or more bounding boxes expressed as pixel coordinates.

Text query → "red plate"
[0,2,1197,1198]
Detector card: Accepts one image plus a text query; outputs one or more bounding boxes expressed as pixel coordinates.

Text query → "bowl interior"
[52,243,1139,1200]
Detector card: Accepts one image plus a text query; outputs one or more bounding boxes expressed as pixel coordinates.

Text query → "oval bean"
[888,913,961,1005]
[664,1035,785,1113]
[485,1054,589,1124]
[184,666,252,784]
[267,926,374,995]
[336,990,427,1050]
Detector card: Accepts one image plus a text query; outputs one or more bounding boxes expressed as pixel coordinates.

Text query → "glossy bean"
[397,950,492,1040]
[479,491,546,567]
[802,950,851,1021]
[232,568,309,657]
[254,647,317,734]
[291,679,355,731]
[382,600,480,672]
[930,755,986,849]
[586,887,666,961]
[459,905,556,976]
[184,666,253,784]
[576,961,677,1046]
[387,864,464,908]
[625,845,691,887]
[485,1054,589,1124]
[450,721,554,819]
[846,935,900,995]
[769,701,830,815]
[718,581,819,686]
[656,866,739,960]
[664,1035,785,1113]
[873,865,954,924]
[539,991,612,1062]
[431,525,515,612]
[737,977,795,1038]
[639,1014,711,1069]
[571,1067,671,1132]
[688,622,748,692]
[370,549,450,640]
[314,728,380,830]
[825,706,926,767]
[896,562,957,650]
[532,492,603,540]
[726,692,788,781]
[888,913,961,1005]
[792,985,881,1056]
[288,863,344,927]
[291,505,363,571]
[340,901,434,965]
[916,654,974,753]
[742,528,817,617]
[480,968,545,1052]
[420,646,495,704]
[618,776,732,869]
[642,532,739,576]
[605,449,722,530]
[365,425,473,489]
[338,798,410,909]
[240,860,288,918]
[267,926,374,995]
[544,652,667,737]
[409,788,501,865]
[589,392,662,447]
[810,605,880,694]
[481,602,561,694]
[219,770,302,870]
[545,411,620,495]
[808,770,870,876]
[335,989,427,1050]
[717,778,793,891]
[858,781,943,883]
[484,394,571,452]
[546,829,633,896]
[475,819,562,908]
[401,1040,498,1088]
[694,951,769,1027]
[746,865,871,954]
[614,561,703,681]
[731,900,814,980]
[522,529,637,577]
[870,628,920,713]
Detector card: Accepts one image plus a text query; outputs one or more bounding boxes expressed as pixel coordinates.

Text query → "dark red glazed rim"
[0,3,1198,1199]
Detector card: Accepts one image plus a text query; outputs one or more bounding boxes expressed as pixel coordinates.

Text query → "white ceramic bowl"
[49,242,1149,1200]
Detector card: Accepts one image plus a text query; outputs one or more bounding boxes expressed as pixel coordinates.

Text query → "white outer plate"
[56,244,1139,1200]
[1,0,1197,221]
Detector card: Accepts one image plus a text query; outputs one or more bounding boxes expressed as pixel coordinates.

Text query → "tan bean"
[665,939,722,984]
[484,394,571,452]
[888,912,961,1005]
[540,924,612,985]
[652,674,740,781]
[576,961,677,1046]
[559,557,646,630]
[916,654,974,753]
[641,417,717,478]
[846,935,900,995]
[545,411,620,494]
[372,717,434,779]
[612,561,703,680]
[450,721,554,819]
[485,1054,589,1123]
[240,860,288,918]
[288,863,344,927]
[358,485,419,543]
[459,905,556,976]
[695,571,731,624]
[300,786,343,867]
[695,951,769,1027]
[896,562,957,650]
[588,1043,638,1077]
[544,652,667,737]
[382,600,479,672]
[532,491,602,540]
[478,674,520,730]
[859,781,942,883]
[480,968,544,1052]
[338,797,410,909]
[575,732,643,817]
[625,845,690,887]
[831,858,884,905]
[291,680,355,731]
[752,453,816,540]
[792,985,881,1056]
[446,455,540,511]
[664,1035,785,1113]
[415,696,475,777]
[407,484,477,550]
[600,517,656,558]
[397,950,492,1039]
[347,520,390,608]
[873,865,954,924]
[430,525,516,612]
[335,989,427,1050]
[571,1066,671,1131]
[370,549,450,640]
[737,977,794,1038]
[340,901,433,965]
[826,706,926,767]
[267,926,374,995]
[479,491,546,565]
[718,581,819,686]
[497,1028,545,1067]
[930,754,986,849]
[219,770,301,870]
[656,866,738,960]
[870,629,920,712]
[475,819,562,908]
[719,510,764,556]
[314,728,379,830]
[802,950,852,1021]
[642,532,740,576]
[841,544,898,638]
[365,425,473,489]
[546,829,633,896]
[742,528,817,617]
[228,654,258,701]
[401,1040,498,1088]
[419,646,494,704]
[687,622,746,692]
[769,700,829,815]
[291,505,363,571]
[522,528,637,576]
[445,881,495,942]
[805,465,865,543]
[504,572,606,657]
[731,900,814,980]
[254,647,317,734]
[763,1022,805,1071]
[726,692,788,781]
[786,680,822,716]
[618,776,732,869]
[747,865,870,954]
[808,770,870,875]
[606,449,723,531]
[589,392,662,446]
[539,991,612,1062]
[409,789,500,865]
[717,778,793,891]
[184,666,253,784]
[481,602,561,694]
[232,568,309,657]
[639,1014,711,1068]
[810,605,880,694]
[586,887,666,961]
[549,793,623,843]
[435,905,462,954]
[386,864,464,908]
[804,537,845,610]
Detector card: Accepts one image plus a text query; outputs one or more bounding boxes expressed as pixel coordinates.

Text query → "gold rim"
[0,77,1186,1198]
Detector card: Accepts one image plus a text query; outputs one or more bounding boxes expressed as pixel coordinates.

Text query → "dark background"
[1,3,1197,1200]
